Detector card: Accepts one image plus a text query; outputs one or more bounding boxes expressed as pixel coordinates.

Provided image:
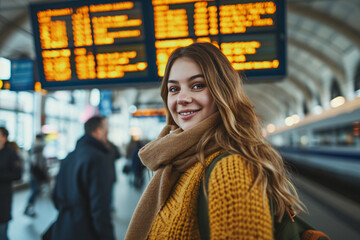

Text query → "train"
[267,97,360,201]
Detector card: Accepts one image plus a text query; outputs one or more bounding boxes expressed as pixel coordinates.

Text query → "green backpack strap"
[198,152,231,240]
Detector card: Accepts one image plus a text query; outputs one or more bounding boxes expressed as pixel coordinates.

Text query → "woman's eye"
[193,83,205,90]
[169,86,179,92]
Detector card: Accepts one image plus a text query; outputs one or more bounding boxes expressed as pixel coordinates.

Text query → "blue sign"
[99,90,112,117]
[10,59,34,91]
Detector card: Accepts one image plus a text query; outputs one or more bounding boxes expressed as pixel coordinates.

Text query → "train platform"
[7,158,360,240]
[278,147,360,185]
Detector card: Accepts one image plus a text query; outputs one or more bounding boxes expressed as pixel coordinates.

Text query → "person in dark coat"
[51,116,115,240]
[0,127,22,240]
[24,133,47,217]
[105,140,121,210]
[131,140,145,189]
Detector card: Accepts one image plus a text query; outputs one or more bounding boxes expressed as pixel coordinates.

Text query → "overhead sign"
[29,0,285,89]
[99,89,113,116]
[10,59,34,91]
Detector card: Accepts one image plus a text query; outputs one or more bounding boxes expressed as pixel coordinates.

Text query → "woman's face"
[167,57,217,131]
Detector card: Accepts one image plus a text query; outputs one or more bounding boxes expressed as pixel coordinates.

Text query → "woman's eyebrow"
[168,80,178,84]
[189,74,204,81]
[168,74,204,84]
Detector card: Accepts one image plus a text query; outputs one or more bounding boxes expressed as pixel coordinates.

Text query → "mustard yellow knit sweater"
[148,151,273,240]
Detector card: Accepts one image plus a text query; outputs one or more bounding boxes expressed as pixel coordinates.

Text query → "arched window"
[330,79,342,99]
[355,62,360,93]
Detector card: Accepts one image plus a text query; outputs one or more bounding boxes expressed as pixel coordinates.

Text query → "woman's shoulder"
[210,152,248,169]
[208,152,254,184]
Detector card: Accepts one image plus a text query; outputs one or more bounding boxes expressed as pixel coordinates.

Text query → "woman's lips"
[178,110,200,120]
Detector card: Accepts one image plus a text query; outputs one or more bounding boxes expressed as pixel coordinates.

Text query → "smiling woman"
[166,57,217,131]
[125,42,328,240]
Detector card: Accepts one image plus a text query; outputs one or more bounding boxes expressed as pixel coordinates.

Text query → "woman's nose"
[177,90,192,105]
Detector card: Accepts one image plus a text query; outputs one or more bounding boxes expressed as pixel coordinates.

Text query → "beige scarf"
[125,112,221,240]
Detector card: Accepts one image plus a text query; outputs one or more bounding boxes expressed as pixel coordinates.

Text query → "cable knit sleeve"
[208,154,273,240]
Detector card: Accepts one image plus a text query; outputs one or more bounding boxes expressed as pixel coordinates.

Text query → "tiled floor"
[7,158,360,240]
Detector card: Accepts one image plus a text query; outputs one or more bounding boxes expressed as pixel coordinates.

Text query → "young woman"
[125,42,304,240]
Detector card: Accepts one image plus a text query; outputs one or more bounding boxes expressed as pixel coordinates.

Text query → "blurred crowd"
[0,117,148,240]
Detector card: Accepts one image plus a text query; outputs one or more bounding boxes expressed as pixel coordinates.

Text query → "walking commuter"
[105,139,121,210]
[130,139,145,189]
[51,116,115,240]
[125,135,139,164]
[24,133,48,217]
[125,132,146,188]
[125,43,318,239]
[0,127,22,240]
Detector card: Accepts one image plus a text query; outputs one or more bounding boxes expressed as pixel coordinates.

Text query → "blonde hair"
[160,42,304,219]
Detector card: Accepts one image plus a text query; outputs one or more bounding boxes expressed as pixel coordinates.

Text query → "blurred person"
[125,43,329,239]
[7,141,25,174]
[125,133,145,188]
[6,142,19,153]
[122,134,139,175]
[126,134,139,160]
[105,139,121,210]
[130,139,145,189]
[51,116,115,240]
[24,133,48,217]
[125,134,139,165]
[0,127,22,240]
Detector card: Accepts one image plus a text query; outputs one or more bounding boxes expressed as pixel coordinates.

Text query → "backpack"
[198,152,330,240]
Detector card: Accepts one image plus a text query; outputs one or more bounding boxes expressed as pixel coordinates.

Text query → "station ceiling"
[0,0,359,128]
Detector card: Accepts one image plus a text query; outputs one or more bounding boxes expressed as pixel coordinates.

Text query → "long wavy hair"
[160,42,304,219]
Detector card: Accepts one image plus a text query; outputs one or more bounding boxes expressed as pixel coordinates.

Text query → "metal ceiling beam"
[288,37,346,85]
[287,75,311,100]
[287,74,317,114]
[245,87,285,124]
[273,81,303,115]
[287,21,344,57]
[288,59,323,93]
[287,61,326,109]
[259,84,298,115]
[248,84,296,115]
[245,85,286,115]
[248,97,278,124]
[288,3,360,49]
[0,11,30,51]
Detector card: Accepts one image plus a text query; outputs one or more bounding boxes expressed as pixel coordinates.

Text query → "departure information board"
[29,0,285,89]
